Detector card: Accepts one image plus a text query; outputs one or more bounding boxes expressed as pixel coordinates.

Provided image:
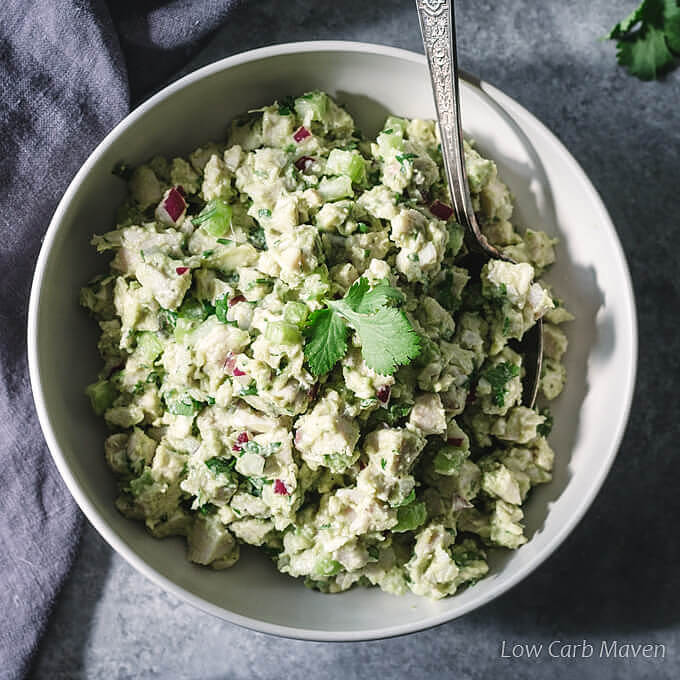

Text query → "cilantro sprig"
[606,0,680,80]
[303,278,421,376]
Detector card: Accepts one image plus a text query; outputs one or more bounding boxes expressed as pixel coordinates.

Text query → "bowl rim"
[27,40,638,641]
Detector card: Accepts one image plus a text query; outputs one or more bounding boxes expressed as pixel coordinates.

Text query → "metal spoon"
[415,0,543,408]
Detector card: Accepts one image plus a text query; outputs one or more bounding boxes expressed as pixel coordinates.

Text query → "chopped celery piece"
[393,501,427,532]
[318,175,353,201]
[173,317,195,343]
[383,116,408,136]
[86,379,117,415]
[433,445,468,476]
[326,149,366,184]
[177,296,211,321]
[376,129,404,157]
[313,557,342,577]
[136,332,163,364]
[192,199,232,237]
[294,91,329,125]
[129,468,154,496]
[283,301,309,326]
[448,223,465,256]
[265,321,302,345]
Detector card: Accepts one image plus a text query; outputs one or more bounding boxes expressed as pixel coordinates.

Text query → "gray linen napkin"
[0,2,238,677]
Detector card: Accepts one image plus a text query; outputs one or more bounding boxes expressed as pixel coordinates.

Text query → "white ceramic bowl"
[28,41,637,640]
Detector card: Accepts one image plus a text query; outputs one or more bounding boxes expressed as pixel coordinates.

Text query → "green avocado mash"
[81,91,571,599]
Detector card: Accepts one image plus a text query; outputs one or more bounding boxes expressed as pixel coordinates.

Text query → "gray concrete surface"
[30,1,680,678]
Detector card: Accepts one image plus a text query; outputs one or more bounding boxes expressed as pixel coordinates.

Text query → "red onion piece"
[308,382,319,402]
[294,430,302,447]
[175,266,189,275]
[293,126,311,142]
[223,352,237,373]
[447,437,464,447]
[155,186,187,225]
[229,295,246,307]
[294,156,315,172]
[224,352,246,376]
[430,200,454,220]
[232,431,249,451]
[273,479,289,495]
[376,386,391,404]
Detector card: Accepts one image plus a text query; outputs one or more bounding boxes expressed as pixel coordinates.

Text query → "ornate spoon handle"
[415,0,542,408]
[414,0,497,256]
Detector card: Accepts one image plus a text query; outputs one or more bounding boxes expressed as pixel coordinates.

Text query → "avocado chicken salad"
[81,91,572,599]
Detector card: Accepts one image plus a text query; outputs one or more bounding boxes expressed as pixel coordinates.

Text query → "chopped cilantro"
[205,457,236,475]
[245,476,271,497]
[165,393,204,416]
[159,308,178,332]
[239,381,258,397]
[217,238,233,246]
[368,169,381,185]
[369,402,412,428]
[395,152,417,165]
[537,408,554,437]
[482,362,520,407]
[380,458,387,469]
[215,294,229,324]
[202,249,214,258]
[277,96,295,116]
[606,0,680,80]
[198,502,218,516]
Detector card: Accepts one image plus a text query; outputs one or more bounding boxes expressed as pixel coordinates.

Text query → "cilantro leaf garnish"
[606,0,680,80]
[303,308,348,376]
[336,306,420,376]
[303,277,420,376]
[342,277,404,314]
